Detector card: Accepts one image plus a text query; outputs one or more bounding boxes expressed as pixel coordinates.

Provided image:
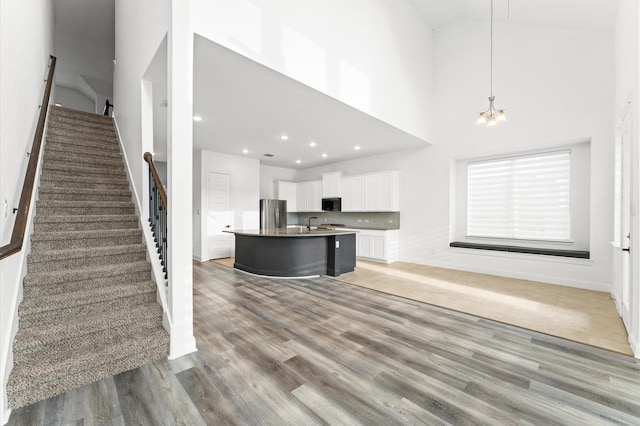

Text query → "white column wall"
[114,0,196,359]
[0,0,54,421]
[166,0,196,358]
[191,0,435,144]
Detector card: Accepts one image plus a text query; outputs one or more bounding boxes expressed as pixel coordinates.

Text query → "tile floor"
[213,258,633,356]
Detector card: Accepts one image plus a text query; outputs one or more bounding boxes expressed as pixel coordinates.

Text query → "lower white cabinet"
[343,228,398,263]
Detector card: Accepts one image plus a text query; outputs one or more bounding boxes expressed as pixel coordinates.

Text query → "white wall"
[114,0,170,209]
[54,31,114,113]
[294,19,615,292]
[191,0,435,143]
[55,86,94,113]
[259,164,296,199]
[0,0,54,421]
[194,150,260,261]
[614,0,640,356]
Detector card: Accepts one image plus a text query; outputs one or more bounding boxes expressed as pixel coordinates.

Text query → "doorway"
[613,100,633,331]
[207,171,232,259]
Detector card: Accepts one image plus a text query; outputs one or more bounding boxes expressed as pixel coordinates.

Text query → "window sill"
[449,242,589,259]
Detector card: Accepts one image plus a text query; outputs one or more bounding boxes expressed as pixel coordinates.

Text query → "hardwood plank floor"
[8,261,640,425]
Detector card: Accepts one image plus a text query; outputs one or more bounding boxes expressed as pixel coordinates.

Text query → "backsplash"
[293,212,400,230]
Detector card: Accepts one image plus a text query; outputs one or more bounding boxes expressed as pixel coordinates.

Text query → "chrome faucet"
[307,216,318,230]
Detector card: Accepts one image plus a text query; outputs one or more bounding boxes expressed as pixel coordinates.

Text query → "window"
[467,151,571,242]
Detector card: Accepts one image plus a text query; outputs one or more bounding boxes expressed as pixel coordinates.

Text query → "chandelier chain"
[490,0,493,97]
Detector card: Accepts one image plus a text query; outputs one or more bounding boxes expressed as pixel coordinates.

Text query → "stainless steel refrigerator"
[259,199,287,229]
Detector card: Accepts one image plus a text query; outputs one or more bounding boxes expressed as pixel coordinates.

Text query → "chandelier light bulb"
[497,110,507,123]
[487,115,498,128]
[476,113,488,126]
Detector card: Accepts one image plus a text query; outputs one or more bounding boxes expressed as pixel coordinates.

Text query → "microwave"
[322,197,341,211]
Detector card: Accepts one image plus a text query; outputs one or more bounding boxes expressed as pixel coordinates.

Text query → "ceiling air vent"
[263,154,275,157]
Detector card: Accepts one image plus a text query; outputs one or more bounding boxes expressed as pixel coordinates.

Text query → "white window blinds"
[467,151,571,241]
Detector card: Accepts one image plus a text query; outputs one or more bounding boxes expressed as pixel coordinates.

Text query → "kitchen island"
[224,228,357,278]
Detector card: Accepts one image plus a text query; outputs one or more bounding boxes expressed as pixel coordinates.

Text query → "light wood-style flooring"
[8,261,640,425]
[215,257,632,356]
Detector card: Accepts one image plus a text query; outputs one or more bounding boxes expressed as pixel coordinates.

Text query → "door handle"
[622,247,630,252]
[225,225,230,228]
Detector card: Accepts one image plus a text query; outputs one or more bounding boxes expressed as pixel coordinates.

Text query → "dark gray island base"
[227,228,356,278]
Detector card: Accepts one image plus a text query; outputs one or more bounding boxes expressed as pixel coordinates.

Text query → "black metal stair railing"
[143,152,168,279]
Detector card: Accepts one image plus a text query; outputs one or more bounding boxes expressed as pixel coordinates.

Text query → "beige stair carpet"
[6,106,169,409]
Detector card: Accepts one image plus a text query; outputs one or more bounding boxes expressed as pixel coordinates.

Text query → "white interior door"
[207,172,232,259]
[614,102,632,330]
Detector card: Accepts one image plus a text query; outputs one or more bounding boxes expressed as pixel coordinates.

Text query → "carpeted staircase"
[6,106,169,409]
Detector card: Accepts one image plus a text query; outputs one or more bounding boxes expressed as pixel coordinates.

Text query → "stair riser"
[47,125,116,139]
[49,108,114,125]
[48,120,115,135]
[42,164,125,178]
[28,250,147,273]
[46,143,122,159]
[23,270,152,298]
[44,154,123,169]
[14,320,163,365]
[7,338,169,409]
[33,220,139,232]
[39,179,128,190]
[38,191,131,202]
[49,116,115,132]
[19,292,157,329]
[31,233,142,251]
[46,138,120,153]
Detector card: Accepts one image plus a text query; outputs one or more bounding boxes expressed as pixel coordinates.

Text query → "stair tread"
[14,303,162,351]
[34,214,138,223]
[36,200,133,208]
[24,260,151,286]
[28,243,146,263]
[8,327,168,386]
[20,281,156,314]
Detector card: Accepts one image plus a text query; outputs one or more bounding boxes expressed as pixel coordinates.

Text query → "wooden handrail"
[143,152,167,210]
[0,55,56,260]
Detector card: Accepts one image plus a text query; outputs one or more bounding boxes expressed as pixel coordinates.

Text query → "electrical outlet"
[3,199,7,218]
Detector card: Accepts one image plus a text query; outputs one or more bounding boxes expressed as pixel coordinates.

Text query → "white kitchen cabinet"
[342,171,398,212]
[297,180,322,212]
[343,228,399,263]
[276,181,297,212]
[364,171,398,211]
[322,172,343,197]
[341,176,365,212]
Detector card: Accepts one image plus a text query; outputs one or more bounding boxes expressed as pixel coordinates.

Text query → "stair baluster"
[144,152,168,279]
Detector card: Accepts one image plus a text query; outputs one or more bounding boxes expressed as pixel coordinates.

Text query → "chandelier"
[476,0,506,128]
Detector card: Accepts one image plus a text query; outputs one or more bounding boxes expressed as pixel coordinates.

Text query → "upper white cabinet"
[341,176,365,212]
[276,181,297,213]
[343,171,399,212]
[297,180,322,212]
[322,172,343,197]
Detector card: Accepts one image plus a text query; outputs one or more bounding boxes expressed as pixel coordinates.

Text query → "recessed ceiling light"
[322,153,327,158]
[296,159,301,164]
[309,141,316,147]
[354,145,361,150]
[193,116,203,122]
[242,149,248,154]
[281,134,289,141]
